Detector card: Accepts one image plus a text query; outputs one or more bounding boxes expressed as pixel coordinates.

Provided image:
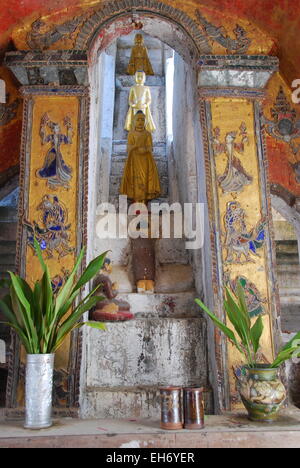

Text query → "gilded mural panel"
[25,95,79,370]
[210,98,275,404]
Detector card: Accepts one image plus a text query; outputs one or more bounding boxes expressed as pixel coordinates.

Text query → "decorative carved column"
[4,51,89,413]
[198,55,282,410]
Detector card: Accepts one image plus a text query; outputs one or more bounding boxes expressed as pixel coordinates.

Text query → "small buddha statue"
[124,71,156,133]
[89,258,133,321]
[120,111,161,203]
[127,33,154,76]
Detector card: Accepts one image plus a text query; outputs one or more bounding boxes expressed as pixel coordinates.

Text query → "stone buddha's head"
[134,111,146,132]
[135,70,146,85]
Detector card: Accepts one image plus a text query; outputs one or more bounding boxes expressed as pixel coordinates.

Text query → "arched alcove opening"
[80,15,213,418]
[271,194,300,408]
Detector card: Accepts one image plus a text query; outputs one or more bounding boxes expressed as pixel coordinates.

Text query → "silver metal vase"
[24,353,55,429]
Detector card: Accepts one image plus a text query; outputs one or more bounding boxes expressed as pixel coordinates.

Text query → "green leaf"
[41,269,54,324]
[53,320,106,352]
[10,284,25,328]
[9,272,39,353]
[281,331,300,353]
[224,288,248,344]
[83,321,106,330]
[2,247,108,354]
[55,296,101,347]
[54,248,85,317]
[250,315,264,354]
[71,251,109,293]
[0,298,19,327]
[271,346,300,368]
[34,237,48,272]
[235,282,251,328]
[195,298,242,354]
[33,281,43,334]
[3,322,32,353]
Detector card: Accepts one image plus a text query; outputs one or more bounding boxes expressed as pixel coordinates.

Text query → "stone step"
[0,241,16,254]
[0,272,12,281]
[0,254,15,265]
[85,317,207,389]
[0,207,17,223]
[117,292,198,317]
[277,264,300,273]
[276,255,300,265]
[280,304,300,333]
[275,240,299,265]
[276,240,298,254]
[0,223,17,241]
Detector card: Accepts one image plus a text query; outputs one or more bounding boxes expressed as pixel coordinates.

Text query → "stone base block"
[117,292,198,317]
[85,318,207,388]
[81,386,213,419]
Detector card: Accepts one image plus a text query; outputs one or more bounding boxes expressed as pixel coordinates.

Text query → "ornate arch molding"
[75,0,211,56]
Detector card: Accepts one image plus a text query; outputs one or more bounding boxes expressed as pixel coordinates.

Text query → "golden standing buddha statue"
[124,71,156,133]
[120,111,161,203]
[127,33,154,76]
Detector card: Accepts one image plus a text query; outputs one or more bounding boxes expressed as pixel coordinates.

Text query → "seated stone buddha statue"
[89,258,133,322]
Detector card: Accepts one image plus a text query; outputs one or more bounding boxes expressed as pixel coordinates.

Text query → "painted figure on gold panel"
[212,123,252,193]
[37,113,73,189]
[228,275,267,318]
[24,195,74,259]
[224,201,266,263]
[51,268,70,295]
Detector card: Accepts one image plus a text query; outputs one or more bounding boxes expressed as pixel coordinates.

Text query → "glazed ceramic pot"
[160,387,183,430]
[238,364,286,422]
[183,387,205,429]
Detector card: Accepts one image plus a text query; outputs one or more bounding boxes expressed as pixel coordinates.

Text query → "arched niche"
[82,11,212,418]
[3,0,280,417]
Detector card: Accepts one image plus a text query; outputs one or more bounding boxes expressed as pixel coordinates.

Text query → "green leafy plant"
[0,239,107,354]
[195,282,300,369]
